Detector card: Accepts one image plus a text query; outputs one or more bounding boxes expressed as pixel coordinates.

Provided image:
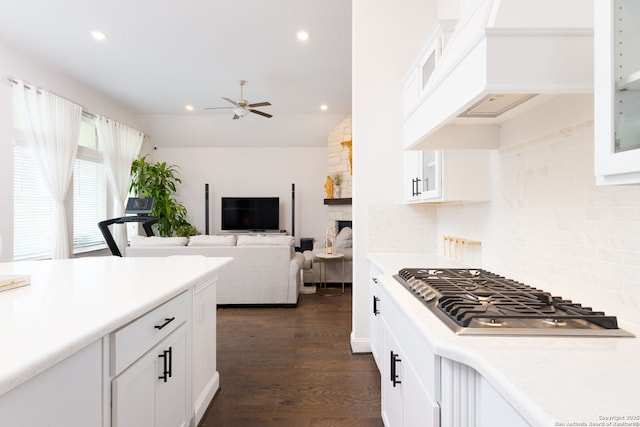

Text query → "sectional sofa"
[126,234,305,305]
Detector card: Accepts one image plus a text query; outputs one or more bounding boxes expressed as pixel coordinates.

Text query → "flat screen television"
[221,197,280,231]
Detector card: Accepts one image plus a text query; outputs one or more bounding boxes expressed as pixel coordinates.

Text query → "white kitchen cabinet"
[404,151,441,202]
[369,264,383,369]
[0,339,103,427]
[374,276,440,427]
[404,150,493,203]
[439,358,478,427]
[477,377,530,427]
[111,291,192,427]
[382,317,440,427]
[381,318,404,426]
[594,0,640,185]
[113,322,190,427]
[192,277,219,425]
[403,19,456,133]
[439,358,530,427]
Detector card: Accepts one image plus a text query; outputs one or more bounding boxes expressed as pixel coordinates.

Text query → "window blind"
[73,157,107,254]
[13,144,52,260]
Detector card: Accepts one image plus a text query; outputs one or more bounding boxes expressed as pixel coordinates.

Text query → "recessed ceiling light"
[185,105,194,111]
[320,104,328,111]
[91,30,107,41]
[297,31,309,41]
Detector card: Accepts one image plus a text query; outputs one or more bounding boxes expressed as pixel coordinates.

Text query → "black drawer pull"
[158,347,172,383]
[154,317,175,330]
[390,351,402,387]
[373,295,380,316]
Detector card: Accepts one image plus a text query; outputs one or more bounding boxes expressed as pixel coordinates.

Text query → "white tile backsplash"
[369,204,438,253]
[438,119,640,326]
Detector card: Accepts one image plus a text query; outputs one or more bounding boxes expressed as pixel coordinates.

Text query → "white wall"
[351,0,440,351]
[0,40,142,261]
[154,147,328,244]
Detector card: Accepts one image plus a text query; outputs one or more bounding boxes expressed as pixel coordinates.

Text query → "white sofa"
[126,234,304,305]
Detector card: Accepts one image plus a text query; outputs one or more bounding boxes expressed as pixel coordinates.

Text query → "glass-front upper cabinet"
[421,150,440,197]
[404,150,492,203]
[595,0,640,185]
[404,150,442,202]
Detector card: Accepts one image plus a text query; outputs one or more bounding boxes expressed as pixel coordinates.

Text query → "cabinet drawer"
[111,291,191,376]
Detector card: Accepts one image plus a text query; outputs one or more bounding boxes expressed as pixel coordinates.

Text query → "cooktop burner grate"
[393,268,633,336]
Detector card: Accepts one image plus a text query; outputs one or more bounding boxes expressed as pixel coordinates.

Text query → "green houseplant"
[129,155,198,237]
[332,173,343,198]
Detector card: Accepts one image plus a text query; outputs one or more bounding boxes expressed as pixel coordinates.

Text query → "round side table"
[314,253,345,296]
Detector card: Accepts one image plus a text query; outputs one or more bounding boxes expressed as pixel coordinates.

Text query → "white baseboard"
[193,371,219,426]
[350,331,371,353]
[299,284,317,294]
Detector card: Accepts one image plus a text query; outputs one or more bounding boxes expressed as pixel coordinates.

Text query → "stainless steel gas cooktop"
[394,268,634,337]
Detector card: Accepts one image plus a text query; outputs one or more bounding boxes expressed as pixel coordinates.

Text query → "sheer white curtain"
[96,116,144,254]
[12,80,82,259]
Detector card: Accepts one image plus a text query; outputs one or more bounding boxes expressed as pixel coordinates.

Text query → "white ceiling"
[0,0,352,148]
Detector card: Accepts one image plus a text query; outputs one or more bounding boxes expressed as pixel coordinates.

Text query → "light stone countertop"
[0,255,232,397]
[368,253,640,427]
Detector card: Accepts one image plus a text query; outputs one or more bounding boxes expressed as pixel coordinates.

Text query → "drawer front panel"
[111,291,191,375]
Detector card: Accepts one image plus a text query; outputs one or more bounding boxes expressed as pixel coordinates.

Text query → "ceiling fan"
[205,80,272,119]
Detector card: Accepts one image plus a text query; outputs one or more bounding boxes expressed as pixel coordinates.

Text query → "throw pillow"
[237,235,294,246]
[129,236,188,247]
[335,227,352,248]
[188,234,237,246]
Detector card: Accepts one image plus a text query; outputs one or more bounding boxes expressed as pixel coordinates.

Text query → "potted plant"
[129,155,198,237]
[332,173,343,198]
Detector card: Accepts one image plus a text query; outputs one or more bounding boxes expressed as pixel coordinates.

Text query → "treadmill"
[98,197,159,257]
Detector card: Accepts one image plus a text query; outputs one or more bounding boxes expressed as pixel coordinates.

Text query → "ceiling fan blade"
[222,97,238,106]
[204,106,234,110]
[249,109,273,118]
[248,101,271,108]
[232,114,240,120]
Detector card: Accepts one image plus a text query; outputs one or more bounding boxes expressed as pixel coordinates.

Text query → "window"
[13,116,108,260]
[73,120,107,254]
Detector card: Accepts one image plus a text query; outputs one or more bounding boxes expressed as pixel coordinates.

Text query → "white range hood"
[404,0,594,150]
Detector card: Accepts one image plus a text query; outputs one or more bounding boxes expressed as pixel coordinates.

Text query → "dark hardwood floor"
[199,287,383,427]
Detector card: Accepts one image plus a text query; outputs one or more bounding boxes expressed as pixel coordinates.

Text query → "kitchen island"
[368,253,640,427]
[0,255,232,426]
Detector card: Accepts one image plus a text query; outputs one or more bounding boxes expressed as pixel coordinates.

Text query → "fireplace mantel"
[324,198,352,205]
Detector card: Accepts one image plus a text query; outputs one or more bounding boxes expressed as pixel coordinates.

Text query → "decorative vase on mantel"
[332,173,343,199]
[324,175,333,198]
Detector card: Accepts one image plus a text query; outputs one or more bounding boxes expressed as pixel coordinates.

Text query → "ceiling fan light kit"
[233,107,250,117]
[205,80,272,120]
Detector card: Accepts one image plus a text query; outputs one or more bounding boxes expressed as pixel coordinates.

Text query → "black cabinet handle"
[158,346,173,383]
[373,295,380,316]
[411,178,422,197]
[390,351,402,387]
[154,317,175,330]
